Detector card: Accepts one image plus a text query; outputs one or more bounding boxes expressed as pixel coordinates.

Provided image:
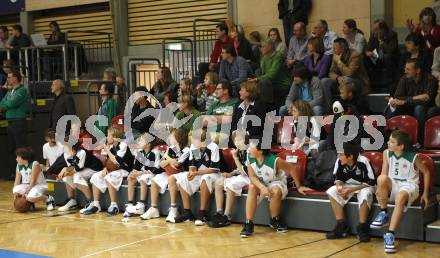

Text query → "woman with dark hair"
[399,33,433,75]
[248,31,262,65]
[230,25,254,62]
[268,28,287,56]
[151,67,178,106]
[407,7,440,53]
[342,19,367,53]
[95,83,119,134]
[47,21,66,45]
[304,37,332,79]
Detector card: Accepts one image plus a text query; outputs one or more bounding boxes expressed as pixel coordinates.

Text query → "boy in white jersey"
[13,147,55,210]
[42,128,63,171]
[370,130,430,253]
[240,142,311,237]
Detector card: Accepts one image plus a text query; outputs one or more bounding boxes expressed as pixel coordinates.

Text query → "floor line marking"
[240,238,326,258]
[61,215,172,229]
[324,241,361,258]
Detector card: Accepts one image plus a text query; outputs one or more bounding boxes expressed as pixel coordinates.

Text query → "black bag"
[304,149,337,191]
[46,154,68,176]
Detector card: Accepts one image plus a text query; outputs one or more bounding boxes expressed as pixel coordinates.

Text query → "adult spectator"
[205,80,238,132]
[277,0,312,45]
[129,87,155,139]
[230,25,254,62]
[387,58,438,145]
[427,81,440,118]
[198,23,235,80]
[322,38,370,110]
[268,28,287,56]
[253,39,291,110]
[279,63,324,116]
[0,71,28,179]
[49,79,76,130]
[47,21,66,45]
[1,59,15,99]
[432,45,440,79]
[0,26,12,48]
[219,45,252,96]
[304,36,331,79]
[286,22,310,68]
[173,95,201,134]
[151,67,178,106]
[342,19,367,53]
[407,7,440,53]
[6,24,31,49]
[365,19,400,88]
[399,33,433,78]
[248,31,262,66]
[312,20,338,55]
[231,81,267,138]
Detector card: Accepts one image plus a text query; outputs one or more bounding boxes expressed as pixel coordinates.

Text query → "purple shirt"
[304,54,331,79]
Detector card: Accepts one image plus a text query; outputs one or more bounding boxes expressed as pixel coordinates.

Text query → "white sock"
[110,202,117,207]
[93,201,100,207]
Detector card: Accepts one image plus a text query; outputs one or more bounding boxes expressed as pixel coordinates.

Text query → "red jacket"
[416,24,440,52]
[210,37,236,64]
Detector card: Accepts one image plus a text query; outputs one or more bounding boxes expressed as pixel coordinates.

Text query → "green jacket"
[0,85,28,120]
[257,51,291,90]
[95,98,119,134]
[175,109,201,133]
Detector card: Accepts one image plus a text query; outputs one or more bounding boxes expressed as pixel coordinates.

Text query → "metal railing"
[162,37,194,82]
[127,58,162,94]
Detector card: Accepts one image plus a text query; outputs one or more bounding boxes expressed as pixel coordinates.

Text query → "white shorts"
[224,175,251,196]
[137,172,155,185]
[389,179,419,211]
[266,181,288,200]
[90,169,128,193]
[326,185,375,208]
[151,172,169,194]
[13,184,48,199]
[175,172,221,196]
[63,168,97,188]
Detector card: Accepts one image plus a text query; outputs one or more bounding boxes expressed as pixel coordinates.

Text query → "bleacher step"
[426,220,440,243]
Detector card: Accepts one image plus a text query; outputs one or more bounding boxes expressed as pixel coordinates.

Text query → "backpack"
[304,149,337,191]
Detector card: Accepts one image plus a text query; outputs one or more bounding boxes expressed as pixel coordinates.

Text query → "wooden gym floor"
[0,180,438,258]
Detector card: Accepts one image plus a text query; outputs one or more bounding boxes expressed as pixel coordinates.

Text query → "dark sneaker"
[174,211,194,223]
[208,213,231,228]
[357,224,370,242]
[326,222,350,239]
[269,217,288,233]
[194,210,207,226]
[81,205,100,215]
[107,205,119,216]
[240,220,254,238]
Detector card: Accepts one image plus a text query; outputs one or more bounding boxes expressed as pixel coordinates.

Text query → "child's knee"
[377,175,389,185]
[270,187,282,198]
[395,192,409,206]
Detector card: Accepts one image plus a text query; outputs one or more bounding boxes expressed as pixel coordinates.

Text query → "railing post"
[62,44,68,81]
[74,45,79,80]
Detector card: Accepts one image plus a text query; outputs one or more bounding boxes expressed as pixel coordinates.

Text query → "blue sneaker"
[384,232,396,253]
[370,211,389,228]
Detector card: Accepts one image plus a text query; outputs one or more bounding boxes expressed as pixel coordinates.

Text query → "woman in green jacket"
[96,83,119,135]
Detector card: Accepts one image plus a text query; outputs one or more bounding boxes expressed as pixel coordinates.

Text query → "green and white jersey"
[387,150,418,184]
[248,153,286,185]
[17,161,46,185]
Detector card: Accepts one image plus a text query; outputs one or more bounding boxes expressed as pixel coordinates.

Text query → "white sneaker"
[166,207,179,223]
[46,195,55,211]
[80,202,98,214]
[140,207,160,220]
[126,202,145,215]
[58,199,78,212]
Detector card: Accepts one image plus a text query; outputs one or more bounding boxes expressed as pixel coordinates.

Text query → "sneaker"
[194,210,207,226]
[166,207,179,223]
[384,232,396,253]
[326,222,350,239]
[140,207,160,220]
[58,199,78,212]
[46,195,55,211]
[208,213,231,228]
[240,220,254,238]
[81,203,101,215]
[269,217,288,233]
[107,205,119,216]
[357,224,370,242]
[370,211,389,229]
[123,203,134,217]
[79,201,93,214]
[174,210,195,223]
[126,202,145,215]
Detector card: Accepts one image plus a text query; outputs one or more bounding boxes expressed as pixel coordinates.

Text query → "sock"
[184,209,192,214]
[272,216,280,221]
[110,202,117,207]
[216,209,223,214]
[93,201,100,207]
[388,230,395,235]
[246,219,253,224]
[337,219,345,225]
[224,211,230,217]
[381,208,387,213]
[128,200,134,205]
[171,203,177,208]
[86,198,93,203]
[151,203,157,208]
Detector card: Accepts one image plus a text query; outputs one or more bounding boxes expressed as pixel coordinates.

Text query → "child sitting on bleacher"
[57,141,103,212]
[325,142,376,242]
[13,147,55,211]
[123,136,164,218]
[172,127,221,225]
[42,128,63,172]
[196,71,219,112]
[81,125,134,216]
[209,130,250,228]
[159,128,190,222]
[370,130,431,253]
[240,142,311,237]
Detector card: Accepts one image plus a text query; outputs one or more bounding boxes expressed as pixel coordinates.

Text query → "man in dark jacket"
[49,79,76,129]
[278,0,311,45]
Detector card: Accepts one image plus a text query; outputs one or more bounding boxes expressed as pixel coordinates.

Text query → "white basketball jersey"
[387,150,419,184]
[18,161,46,185]
[249,154,286,185]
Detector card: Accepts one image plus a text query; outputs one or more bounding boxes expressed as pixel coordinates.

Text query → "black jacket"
[231,100,268,137]
[49,91,76,129]
[131,102,155,133]
[278,0,311,21]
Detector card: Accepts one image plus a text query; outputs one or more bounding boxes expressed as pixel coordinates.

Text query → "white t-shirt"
[42,142,64,166]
